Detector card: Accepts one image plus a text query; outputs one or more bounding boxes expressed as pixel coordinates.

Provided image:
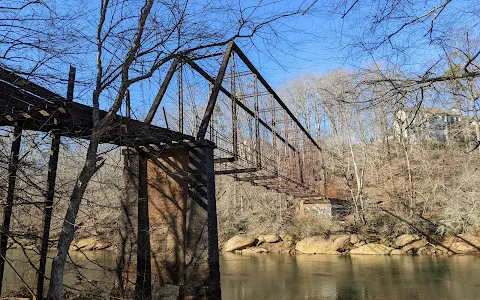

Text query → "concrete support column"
[129,140,220,299]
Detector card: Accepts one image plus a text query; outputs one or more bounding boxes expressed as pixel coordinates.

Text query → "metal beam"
[214,167,258,175]
[197,41,234,139]
[230,54,238,159]
[253,74,261,168]
[235,175,278,181]
[145,58,180,124]
[214,157,235,163]
[231,42,322,152]
[184,59,297,152]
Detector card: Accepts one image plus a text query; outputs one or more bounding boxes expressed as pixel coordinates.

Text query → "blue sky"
[1,0,478,122]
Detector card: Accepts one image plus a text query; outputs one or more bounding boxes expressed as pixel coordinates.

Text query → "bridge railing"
[154,41,326,198]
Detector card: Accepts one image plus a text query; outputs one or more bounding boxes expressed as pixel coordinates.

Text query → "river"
[2,251,480,299]
[220,253,480,300]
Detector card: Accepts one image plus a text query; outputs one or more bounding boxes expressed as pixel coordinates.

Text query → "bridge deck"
[0,68,193,147]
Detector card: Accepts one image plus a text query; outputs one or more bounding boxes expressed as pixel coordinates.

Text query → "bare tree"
[1,0,320,298]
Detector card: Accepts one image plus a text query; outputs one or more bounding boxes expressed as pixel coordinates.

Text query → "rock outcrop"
[223,234,257,252]
[401,238,428,253]
[394,234,421,247]
[350,234,362,245]
[257,234,282,244]
[240,247,269,254]
[295,235,352,254]
[350,243,395,255]
[443,234,480,254]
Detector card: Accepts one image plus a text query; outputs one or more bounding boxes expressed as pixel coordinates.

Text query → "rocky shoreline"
[223,233,480,256]
[8,236,114,252]
[8,233,480,256]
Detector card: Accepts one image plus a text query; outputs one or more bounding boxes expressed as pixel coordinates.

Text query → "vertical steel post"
[230,54,238,159]
[298,136,304,185]
[322,151,328,199]
[0,123,22,294]
[163,107,170,130]
[126,90,131,119]
[37,66,75,299]
[253,74,261,168]
[283,111,289,178]
[134,152,152,300]
[178,63,184,133]
[201,142,222,300]
[208,83,214,142]
[270,95,278,175]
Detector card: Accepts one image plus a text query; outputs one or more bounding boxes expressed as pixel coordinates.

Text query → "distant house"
[299,198,350,217]
[393,107,464,142]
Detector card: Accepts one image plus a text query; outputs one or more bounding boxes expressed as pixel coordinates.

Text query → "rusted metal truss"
[0,41,325,298]
[166,41,323,198]
[0,41,324,200]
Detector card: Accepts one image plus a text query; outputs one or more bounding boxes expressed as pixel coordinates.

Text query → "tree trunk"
[47,138,100,300]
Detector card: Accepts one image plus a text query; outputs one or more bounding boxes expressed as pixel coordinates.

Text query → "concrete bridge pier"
[122,140,220,300]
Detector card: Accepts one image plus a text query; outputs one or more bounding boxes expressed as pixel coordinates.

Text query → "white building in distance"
[393,107,463,142]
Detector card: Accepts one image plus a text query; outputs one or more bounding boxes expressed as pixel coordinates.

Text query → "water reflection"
[3,250,480,299]
[220,253,480,300]
[3,250,116,296]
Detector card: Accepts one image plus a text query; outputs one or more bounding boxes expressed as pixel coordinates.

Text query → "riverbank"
[8,231,480,257]
[222,232,480,256]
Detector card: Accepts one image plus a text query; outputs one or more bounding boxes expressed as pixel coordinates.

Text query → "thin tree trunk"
[47,138,101,300]
[401,139,415,214]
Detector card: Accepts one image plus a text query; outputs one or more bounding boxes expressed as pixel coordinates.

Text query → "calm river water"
[220,253,480,300]
[3,251,480,299]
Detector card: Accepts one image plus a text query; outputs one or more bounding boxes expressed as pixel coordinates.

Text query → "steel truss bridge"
[0,41,324,299]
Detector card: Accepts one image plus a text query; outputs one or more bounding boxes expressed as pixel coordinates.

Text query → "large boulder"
[452,234,480,253]
[223,234,257,252]
[71,237,98,251]
[350,243,395,255]
[296,236,331,254]
[70,237,112,251]
[281,234,296,243]
[354,241,366,248]
[332,235,354,252]
[295,235,352,254]
[443,234,480,254]
[394,234,421,247]
[240,247,269,254]
[350,234,362,245]
[257,234,281,244]
[260,240,296,253]
[401,238,428,253]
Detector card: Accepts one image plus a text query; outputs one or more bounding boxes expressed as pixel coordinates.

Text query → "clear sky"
[1,0,478,118]
[240,0,478,87]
